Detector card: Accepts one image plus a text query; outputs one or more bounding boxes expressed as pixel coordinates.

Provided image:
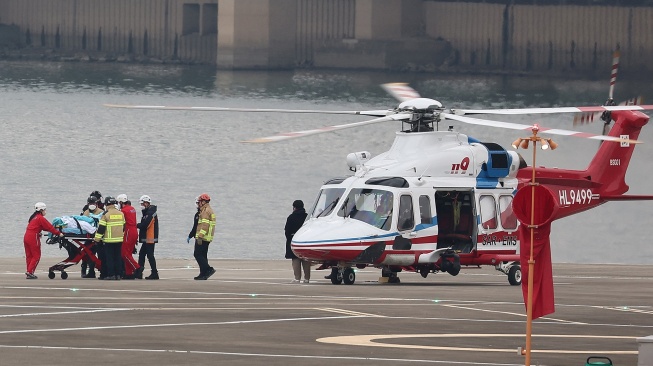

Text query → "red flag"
[517,223,555,319]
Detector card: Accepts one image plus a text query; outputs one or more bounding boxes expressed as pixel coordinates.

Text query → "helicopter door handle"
[408,232,417,237]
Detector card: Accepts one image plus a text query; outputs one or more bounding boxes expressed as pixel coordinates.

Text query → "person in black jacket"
[136,195,158,280]
[285,200,309,283]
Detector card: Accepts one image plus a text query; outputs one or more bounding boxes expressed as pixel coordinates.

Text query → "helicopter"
[106,83,653,286]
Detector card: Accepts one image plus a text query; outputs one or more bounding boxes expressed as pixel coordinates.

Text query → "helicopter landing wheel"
[330,270,343,285]
[508,265,521,286]
[343,268,355,285]
[48,271,55,279]
[61,271,68,280]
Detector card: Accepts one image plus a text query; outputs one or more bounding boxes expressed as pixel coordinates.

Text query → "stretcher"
[46,234,101,279]
[45,215,102,279]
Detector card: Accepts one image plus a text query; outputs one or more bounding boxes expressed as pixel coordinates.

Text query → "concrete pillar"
[217,0,296,69]
[355,0,423,40]
[638,335,653,366]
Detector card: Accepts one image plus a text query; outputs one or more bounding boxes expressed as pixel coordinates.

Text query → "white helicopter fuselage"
[292,130,523,272]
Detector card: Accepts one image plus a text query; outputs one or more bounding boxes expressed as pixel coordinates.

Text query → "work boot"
[204,268,216,279]
[145,272,159,280]
[134,267,144,279]
[83,271,96,279]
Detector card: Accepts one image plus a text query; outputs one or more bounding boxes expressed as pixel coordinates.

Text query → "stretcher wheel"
[48,271,55,279]
[61,271,68,280]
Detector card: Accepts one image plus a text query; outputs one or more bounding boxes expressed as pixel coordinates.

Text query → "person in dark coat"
[285,200,309,283]
[136,195,159,280]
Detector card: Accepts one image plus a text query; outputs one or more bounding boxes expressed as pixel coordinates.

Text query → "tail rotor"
[573,48,644,137]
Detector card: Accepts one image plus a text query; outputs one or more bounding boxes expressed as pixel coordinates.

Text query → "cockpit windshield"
[309,188,346,218]
[337,188,394,230]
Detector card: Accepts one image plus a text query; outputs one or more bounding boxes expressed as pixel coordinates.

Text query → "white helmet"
[34,202,47,211]
[117,194,129,203]
[139,195,151,203]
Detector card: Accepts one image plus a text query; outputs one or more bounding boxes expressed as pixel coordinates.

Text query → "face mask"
[89,204,97,211]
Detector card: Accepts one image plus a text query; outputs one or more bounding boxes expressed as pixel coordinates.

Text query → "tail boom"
[516,110,649,221]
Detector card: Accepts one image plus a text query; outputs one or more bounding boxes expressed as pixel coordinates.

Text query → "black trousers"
[138,243,157,274]
[104,242,123,277]
[194,240,212,275]
[96,242,108,277]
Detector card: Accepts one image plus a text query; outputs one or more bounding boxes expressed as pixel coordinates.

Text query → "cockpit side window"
[398,195,414,231]
[309,188,346,218]
[337,188,394,230]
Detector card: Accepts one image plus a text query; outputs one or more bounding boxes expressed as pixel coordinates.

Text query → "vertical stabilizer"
[585,110,649,196]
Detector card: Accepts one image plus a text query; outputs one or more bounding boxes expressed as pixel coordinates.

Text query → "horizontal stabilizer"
[601,195,653,201]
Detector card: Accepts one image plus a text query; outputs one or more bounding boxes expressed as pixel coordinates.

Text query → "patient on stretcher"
[52,215,99,235]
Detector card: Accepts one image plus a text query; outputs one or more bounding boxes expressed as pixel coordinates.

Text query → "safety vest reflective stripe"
[95,213,125,243]
[196,215,216,242]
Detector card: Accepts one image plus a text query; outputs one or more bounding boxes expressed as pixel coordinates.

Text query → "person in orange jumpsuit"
[117,194,141,279]
[23,202,63,279]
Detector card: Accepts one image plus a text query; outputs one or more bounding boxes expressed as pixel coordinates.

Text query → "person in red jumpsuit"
[23,202,63,279]
[117,194,142,279]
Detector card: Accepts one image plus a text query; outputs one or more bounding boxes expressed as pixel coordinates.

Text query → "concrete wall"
[424,1,653,75]
[0,0,652,73]
[217,0,296,69]
[0,0,218,63]
[296,0,356,66]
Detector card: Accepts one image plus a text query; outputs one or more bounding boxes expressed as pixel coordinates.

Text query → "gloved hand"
[186,237,191,244]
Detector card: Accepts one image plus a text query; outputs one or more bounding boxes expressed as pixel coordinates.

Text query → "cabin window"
[338,188,394,231]
[309,188,345,219]
[479,195,497,229]
[398,195,414,231]
[499,195,518,230]
[419,195,431,225]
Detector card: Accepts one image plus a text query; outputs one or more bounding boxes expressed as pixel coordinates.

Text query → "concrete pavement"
[0,258,651,365]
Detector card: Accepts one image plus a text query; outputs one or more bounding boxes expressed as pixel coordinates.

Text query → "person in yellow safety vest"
[94,196,125,281]
[193,193,216,280]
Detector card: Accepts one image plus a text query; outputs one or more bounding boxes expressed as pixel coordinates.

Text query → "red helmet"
[198,193,211,202]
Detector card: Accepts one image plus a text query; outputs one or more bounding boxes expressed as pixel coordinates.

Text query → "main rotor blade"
[453,104,653,116]
[104,104,390,117]
[381,83,421,102]
[243,113,410,143]
[441,112,641,144]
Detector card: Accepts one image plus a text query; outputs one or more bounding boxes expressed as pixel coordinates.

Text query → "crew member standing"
[193,193,216,280]
[117,194,141,279]
[137,195,159,280]
[285,200,310,283]
[23,202,64,279]
[93,197,125,280]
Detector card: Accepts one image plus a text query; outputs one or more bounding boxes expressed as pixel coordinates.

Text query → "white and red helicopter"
[106,82,653,286]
